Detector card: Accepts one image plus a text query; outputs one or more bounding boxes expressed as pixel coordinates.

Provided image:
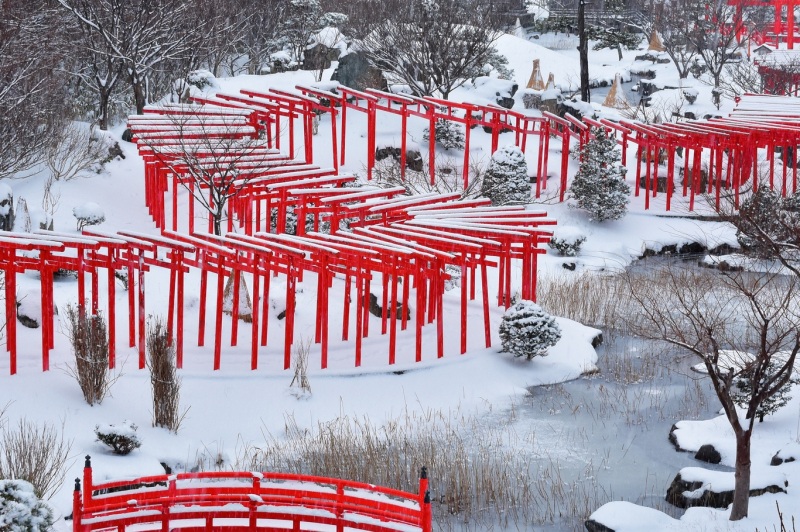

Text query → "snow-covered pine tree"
[0,479,54,531]
[422,118,465,150]
[498,300,561,360]
[732,357,799,422]
[569,127,630,221]
[480,145,531,206]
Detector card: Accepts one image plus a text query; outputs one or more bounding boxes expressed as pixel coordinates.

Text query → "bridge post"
[72,477,82,532]
[82,455,92,511]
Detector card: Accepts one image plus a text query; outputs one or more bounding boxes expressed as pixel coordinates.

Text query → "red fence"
[73,456,432,532]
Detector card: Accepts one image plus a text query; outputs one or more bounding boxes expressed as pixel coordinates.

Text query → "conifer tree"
[569,127,630,221]
[480,145,531,206]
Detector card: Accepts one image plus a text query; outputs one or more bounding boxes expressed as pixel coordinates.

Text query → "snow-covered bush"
[547,234,586,257]
[0,183,14,231]
[65,305,111,406]
[480,145,531,206]
[45,122,113,182]
[736,188,800,259]
[0,479,54,531]
[569,128,630,222]
[422,119,465,151]
[73,202,105,230]
[732,358,798,422]
[498,300,561,360]
[186,69,217,90]
[95,421,142,455]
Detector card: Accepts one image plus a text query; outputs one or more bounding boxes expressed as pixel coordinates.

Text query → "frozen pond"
[517,334,726,530]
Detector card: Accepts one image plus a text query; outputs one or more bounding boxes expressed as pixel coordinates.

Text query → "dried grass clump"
[65,304,111,405]
[235,408,611,530]
[0,418,72,499]
[289,337,312,396]
[147,317,186,433]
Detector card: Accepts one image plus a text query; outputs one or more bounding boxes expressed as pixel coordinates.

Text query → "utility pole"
[578,0,591,102]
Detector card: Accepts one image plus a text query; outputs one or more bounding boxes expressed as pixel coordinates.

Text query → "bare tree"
[59,0,204,115]
[0,1,69,178]
[139,114,273,235]
[688,0,745,88]
[723,187,800,278]
[659,0,702,79]
[626,263,800,520]
[238,0,289,75]
[360,0,502,99]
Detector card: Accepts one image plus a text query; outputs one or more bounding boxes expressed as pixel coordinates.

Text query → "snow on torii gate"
[0,229,195,375]
[294,84,555,187]
[579,95,800,212]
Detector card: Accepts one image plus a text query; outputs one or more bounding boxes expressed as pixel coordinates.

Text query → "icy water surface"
[510,335,725,531]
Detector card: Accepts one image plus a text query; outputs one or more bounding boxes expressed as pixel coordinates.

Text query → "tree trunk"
[578,0,591,102]
[729,431,752,520]
[98,87,111,131]
[132,78,147,115]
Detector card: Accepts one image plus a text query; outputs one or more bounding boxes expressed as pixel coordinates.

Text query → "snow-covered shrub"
[0,479,54,531]
[95,421,142,455]
[186,69,217,90]
[548,233,587,257]
[732,358,799,422]
[569,127,630,222]
[45,122,113,181]
[0,183,14,231]
[147,318,184,433]
[498,300,561,360]
[422,119,465,151]
[736,188,800,259]
[73,202,105,230]
[480,145,531,206]
[65,305,111,406]
[0,419,72,500]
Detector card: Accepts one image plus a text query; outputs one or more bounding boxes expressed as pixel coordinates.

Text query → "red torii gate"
[0,229,196,375]
[729,0,799,49]
[296,83,555,187]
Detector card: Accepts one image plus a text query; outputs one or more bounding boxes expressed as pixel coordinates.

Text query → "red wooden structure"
[578,94,800,212]
[73,456,432,532]
[729,0,800,49]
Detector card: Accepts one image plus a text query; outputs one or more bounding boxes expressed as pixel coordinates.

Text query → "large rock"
[771,443,800,466]
[368,293,410,321]
[585,501,678,531]
[330,52,386,92]
[303,44,330,71]
[694,444,722,464]
[665,467,787,509]
[406,150,424,172]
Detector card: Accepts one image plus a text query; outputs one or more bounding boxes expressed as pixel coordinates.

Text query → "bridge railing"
[73,455,432,532]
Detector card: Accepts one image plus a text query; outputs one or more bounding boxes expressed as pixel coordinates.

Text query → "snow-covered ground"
[2,27,800,532]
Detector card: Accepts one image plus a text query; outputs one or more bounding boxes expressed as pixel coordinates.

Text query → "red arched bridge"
[72,456,432,532]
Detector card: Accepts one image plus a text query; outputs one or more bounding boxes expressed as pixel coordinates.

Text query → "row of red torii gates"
[4,85,799,375]
[3,85,562,374]
[175,84,799,215]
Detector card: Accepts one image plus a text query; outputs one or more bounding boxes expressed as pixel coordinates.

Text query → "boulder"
[330,51,386,92]
[303,44,331,71]
[694,444,722,464]
[16,294,41,329]
[638,175,670,193]
[368,293,410,321]
[375,146,402,162]
[406,150,424,172]
[771,443,800,466]
[665,468,787,509]
[584,520,615,532]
